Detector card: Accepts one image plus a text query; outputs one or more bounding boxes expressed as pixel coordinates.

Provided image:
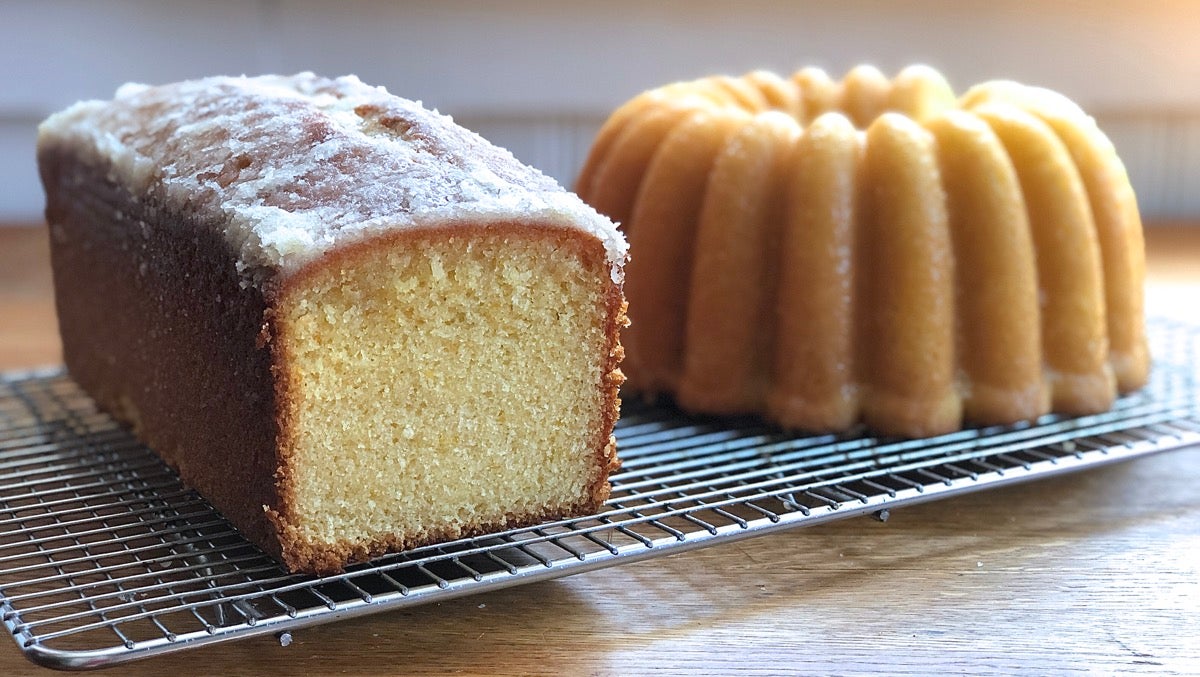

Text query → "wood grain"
[1,224,1198,676]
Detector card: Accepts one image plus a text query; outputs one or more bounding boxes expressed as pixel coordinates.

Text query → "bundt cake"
[38,74,628,574]
[577,64,1148,438]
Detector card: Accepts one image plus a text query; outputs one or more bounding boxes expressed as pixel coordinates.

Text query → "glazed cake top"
[38,73,627,283]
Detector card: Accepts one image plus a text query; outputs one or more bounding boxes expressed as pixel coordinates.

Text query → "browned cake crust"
[41,149,286,559]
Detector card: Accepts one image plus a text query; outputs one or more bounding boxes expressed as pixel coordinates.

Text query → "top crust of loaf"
[38,73,627,285]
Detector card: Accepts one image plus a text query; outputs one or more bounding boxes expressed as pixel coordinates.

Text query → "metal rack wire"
[2,318,1198,671]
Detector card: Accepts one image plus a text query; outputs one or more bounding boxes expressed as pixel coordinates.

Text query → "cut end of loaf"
[265,226,623,573]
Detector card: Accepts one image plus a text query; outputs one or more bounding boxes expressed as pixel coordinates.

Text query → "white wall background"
[3,0,1199,222]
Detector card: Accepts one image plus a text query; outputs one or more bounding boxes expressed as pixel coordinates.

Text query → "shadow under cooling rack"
[2,318,1198,671]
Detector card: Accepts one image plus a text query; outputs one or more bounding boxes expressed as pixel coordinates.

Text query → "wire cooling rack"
[2,318,1198,671]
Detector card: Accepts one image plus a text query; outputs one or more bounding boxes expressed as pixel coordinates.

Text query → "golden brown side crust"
[265,223,625,575]
[40,147,288,561]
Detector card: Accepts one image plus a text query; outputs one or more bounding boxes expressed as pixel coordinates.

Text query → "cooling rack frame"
[2,318,1197,671]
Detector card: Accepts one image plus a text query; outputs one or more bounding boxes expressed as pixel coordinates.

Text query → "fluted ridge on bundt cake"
[578,64,1148,437]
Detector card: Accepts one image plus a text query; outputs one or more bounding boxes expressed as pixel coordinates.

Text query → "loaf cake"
[577,64,1148,437]
[38,74,628,574]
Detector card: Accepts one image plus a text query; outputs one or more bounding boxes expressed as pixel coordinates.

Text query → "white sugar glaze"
[39,73,627,284]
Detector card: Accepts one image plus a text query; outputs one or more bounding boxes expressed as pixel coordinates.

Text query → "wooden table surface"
[1,223,1198,676]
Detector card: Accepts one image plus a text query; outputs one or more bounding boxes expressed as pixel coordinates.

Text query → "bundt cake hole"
[691,65,961,130]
